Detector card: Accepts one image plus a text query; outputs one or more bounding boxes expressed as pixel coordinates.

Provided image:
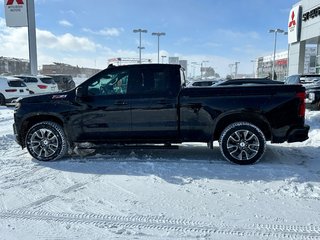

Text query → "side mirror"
[75,86,84,99]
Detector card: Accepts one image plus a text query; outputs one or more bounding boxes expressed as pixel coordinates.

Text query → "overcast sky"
[0,0,297,77]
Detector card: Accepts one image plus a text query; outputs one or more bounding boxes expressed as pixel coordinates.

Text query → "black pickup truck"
[13,64,309,165]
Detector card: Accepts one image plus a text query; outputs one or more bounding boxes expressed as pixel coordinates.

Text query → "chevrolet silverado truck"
[13,64,309,165]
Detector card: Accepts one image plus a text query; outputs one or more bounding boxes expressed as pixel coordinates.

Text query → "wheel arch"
[0,93,5,105]
[213,111,272,141]
[20,114,65,148]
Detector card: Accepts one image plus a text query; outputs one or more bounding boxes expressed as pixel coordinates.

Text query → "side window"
[87,69,129,96]
[24,77,37,83]
[8,80,27,87]
[286,76,299,84]
[128,68,171,95]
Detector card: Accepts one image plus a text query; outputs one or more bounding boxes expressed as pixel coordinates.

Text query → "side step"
[75,143,179,150]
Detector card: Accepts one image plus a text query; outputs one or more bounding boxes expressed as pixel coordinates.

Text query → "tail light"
[37,85,48,89]
[296,92,306,117]
[5,89,17,92]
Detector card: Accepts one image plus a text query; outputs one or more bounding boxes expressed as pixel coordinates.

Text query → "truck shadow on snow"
[34,144,320,185]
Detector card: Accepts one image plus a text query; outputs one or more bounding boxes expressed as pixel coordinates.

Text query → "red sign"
[276,59,288,66]
[6,0,24,5]
[288,11,296,28]
[288,5,301,44]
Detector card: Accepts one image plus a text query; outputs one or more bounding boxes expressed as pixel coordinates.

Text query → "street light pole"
[250,60,255,77]
[152,32,166,63]
[133,29,148,64]
[200,60,209,79]
[161,55,167,64]
[234,61,240,78]
[269,28,287,79]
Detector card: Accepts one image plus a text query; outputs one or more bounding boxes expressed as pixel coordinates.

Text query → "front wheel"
[25,121,68,161]
[219,122,266,165]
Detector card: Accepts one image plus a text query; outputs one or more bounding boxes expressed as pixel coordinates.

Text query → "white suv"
[0,76,31,105]
[15,75,58,94]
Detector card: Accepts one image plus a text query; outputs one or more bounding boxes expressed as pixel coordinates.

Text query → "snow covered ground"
[0,106,320,240]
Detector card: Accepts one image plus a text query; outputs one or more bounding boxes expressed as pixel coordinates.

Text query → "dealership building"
[288,0,320,75]
[257,46,316,80]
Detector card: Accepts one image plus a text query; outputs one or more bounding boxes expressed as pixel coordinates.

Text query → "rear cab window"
[128,65,181,97]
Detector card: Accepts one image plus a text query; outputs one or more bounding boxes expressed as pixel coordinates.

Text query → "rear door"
[19,76,38,93]
[128,65,180,141]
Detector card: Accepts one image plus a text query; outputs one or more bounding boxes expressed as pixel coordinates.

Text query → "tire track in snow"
[16,182,89,210]
[0,210,319,239]
[0,166,47,189]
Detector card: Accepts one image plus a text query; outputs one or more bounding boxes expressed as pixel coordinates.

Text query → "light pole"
[161,55,167,64]
[250,60,255,77]
[200,60,209,79]
[152,32,166,63]
[269,28,287,79]
[133,29,148,64]
[234,61,240,78]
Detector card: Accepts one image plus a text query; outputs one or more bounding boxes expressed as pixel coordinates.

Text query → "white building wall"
[288,0,320,75]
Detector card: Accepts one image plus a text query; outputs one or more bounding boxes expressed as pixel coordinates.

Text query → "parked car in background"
[0,76,30,105]
[14,75,58,94]
[46,74,76,91]
[216,78,284,86]
[285,74,320,110]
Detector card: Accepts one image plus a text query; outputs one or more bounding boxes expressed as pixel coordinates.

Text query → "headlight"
[14,102,21,110]
[14,99,21,110]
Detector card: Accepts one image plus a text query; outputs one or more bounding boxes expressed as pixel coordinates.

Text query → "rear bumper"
[271,125,309,143]
[287,125,310,143]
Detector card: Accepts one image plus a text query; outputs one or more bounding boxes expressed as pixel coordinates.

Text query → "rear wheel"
[219,122,266,165]
[25,121,68,161]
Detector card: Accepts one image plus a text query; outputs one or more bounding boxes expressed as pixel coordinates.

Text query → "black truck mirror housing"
[75,86,84,98]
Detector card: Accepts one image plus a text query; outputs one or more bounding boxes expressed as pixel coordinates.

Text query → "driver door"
[78,68,131,142]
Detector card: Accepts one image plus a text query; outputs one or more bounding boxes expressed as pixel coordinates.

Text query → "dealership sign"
[288,5,301,44]
[4,0,28,27]
[302,6,320,22]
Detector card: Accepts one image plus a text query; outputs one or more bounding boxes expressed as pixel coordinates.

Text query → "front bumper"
[13,121,24,147]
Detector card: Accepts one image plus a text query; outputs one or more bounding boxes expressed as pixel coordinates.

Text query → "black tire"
[219,122,266,165]
[0,94,5,106]
[25,121,68,161]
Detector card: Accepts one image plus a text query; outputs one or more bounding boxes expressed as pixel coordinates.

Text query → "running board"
[75,143,179,150]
